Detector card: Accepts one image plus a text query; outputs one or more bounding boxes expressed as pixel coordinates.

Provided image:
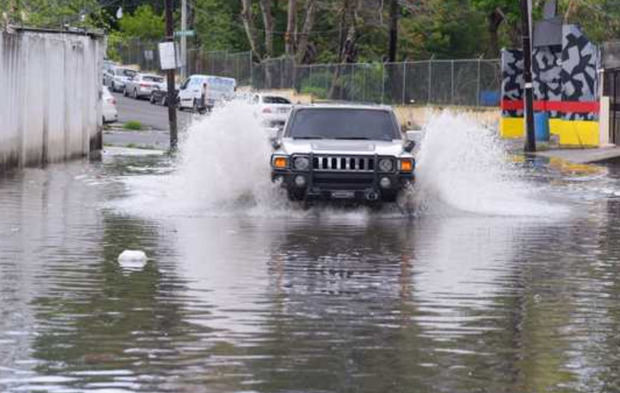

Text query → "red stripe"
[501,99,599,113]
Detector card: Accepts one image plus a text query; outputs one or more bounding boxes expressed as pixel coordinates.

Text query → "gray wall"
[0,29,104,171]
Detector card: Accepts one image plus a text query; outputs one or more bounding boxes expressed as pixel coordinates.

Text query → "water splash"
[112,106,567,219]
[414,111,566,217]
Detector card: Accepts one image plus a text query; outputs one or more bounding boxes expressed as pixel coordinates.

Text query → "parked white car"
[250,93,293,128]
[107,67,138,92]
[177,75,236,111]
[124,73,166,99]
[102,86,118,123]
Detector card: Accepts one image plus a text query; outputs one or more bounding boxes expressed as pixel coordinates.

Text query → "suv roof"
[293,103,393,111]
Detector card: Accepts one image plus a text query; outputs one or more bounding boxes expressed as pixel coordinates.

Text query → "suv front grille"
[312,156,375,172]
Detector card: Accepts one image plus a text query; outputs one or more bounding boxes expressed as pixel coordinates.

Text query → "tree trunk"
[285,0,296,57]
[296,0,317,63]
[259,0,274,58]
[487,7,504,57]
[330,0,359,99]
[241,0,262,61]
[388,0,398,62]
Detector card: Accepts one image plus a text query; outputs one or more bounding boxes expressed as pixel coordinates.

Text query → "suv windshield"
[263,96,291,104]
[288,108,399,141]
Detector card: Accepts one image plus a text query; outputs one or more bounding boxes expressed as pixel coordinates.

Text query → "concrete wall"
[0,29,104,171]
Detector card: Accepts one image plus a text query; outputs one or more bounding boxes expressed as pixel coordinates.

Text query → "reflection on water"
[1,156,620,392]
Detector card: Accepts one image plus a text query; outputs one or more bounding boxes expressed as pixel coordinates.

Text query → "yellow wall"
[499,117,524,138]
[500,117,600,147]
[555,120,599,147]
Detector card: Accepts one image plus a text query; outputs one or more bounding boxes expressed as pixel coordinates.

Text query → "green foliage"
[193,0,248,51]
[118,5,164,40]
[4,0,108,29]
[106,31,125,62]
[123,121,143,131]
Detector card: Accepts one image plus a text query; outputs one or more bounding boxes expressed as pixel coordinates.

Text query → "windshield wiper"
[294,136,323,139]
[334,137,371,140]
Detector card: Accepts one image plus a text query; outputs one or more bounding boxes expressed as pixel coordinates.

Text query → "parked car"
[124,73,166,99]
[150,84,179,106]
[177,75,236,111]
[107,67,138,92]
[102,86,118,123]
[270,105,416,205]
[250,93,293,128]
[102,60,117,84]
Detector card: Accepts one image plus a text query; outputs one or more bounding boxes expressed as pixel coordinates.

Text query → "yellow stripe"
[499,117,524,138]
[556,120,599,147]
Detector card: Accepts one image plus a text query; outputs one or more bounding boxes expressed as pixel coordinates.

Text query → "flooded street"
[2,108,620,392]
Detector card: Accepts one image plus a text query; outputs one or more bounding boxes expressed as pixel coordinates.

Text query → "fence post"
[402,62,406,105]
[451,60,454,105]
[381,63,385,104]
[249,51,253,87]
[476,58,481,107]
[427,59,432,104]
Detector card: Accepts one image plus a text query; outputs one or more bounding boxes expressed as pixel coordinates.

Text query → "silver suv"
[270,105,416,205]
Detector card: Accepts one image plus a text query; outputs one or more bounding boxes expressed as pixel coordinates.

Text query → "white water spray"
[114,105,565,219]
[414,111,566,216]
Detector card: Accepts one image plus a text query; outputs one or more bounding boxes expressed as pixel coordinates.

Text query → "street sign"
[174,30,195,38]
[159,41,177,70]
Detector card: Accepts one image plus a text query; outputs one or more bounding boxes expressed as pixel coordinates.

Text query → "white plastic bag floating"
[117,250,148,270]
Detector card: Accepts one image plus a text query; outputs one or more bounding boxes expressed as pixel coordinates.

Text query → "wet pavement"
[1,150,620,393]
[3,103,620,393]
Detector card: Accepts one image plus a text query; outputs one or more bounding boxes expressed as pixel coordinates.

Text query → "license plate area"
[331,191,355,199]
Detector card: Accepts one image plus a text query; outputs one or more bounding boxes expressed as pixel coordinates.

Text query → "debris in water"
[118,250,148,270]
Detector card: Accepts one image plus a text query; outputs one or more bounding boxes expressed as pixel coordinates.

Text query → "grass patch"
[123,120,143,131]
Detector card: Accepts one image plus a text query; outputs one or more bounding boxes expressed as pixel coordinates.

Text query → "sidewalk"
[503,138,620,164]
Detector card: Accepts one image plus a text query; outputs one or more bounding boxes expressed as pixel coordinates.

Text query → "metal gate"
[606,68,620,145]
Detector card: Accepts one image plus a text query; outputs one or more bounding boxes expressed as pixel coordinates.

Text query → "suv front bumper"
[271,168,414,203]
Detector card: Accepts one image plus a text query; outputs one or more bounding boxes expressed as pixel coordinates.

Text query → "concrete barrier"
[0,28,104,171]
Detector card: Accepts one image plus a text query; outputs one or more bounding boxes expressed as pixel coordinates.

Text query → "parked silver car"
[124,73,166,99]
[106,67,138,93]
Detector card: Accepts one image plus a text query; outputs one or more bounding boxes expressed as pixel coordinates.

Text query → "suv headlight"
[272,155,288,169]
[293,156,310,171]
[378,158,394,172]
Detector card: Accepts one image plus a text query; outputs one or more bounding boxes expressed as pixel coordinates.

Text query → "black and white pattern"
[501,24,601,121]
[501,49,524,117]
[560,24,600,120]
[533,46,562,118]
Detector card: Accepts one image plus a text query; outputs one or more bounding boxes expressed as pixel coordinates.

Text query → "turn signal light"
[273,156,288,168]
[400,159,414,172]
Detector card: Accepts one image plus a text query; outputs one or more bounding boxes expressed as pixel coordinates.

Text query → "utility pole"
[165,0,178,151]
[181,0,187,79]
[520,0,536,152]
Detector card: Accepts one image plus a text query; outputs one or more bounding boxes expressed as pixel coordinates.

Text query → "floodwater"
[2,106,620,392]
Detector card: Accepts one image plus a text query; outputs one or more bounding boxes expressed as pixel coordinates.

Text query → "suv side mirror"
[266,127,281,149]
[404,130,423,152]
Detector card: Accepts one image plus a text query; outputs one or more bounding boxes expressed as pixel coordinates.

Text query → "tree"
[388,0,399,62]
[285,0,296,57]
[471,0,521,57]
[118,5,164,40]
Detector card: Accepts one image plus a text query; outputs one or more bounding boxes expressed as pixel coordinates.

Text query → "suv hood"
[280,138,406,157]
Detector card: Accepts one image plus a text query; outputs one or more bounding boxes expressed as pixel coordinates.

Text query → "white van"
[177,75,237,111]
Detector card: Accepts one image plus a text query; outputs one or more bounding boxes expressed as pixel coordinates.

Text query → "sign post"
[163,0,178,152]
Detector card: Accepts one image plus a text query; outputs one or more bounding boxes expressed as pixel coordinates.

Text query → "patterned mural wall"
[500,24,602,145]
[560,24,600,120]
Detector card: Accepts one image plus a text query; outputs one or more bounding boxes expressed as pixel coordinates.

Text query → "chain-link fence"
[253,57,501,107]
[115,41,500,107]
[187,49,253,86]
[115,39,161,72]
